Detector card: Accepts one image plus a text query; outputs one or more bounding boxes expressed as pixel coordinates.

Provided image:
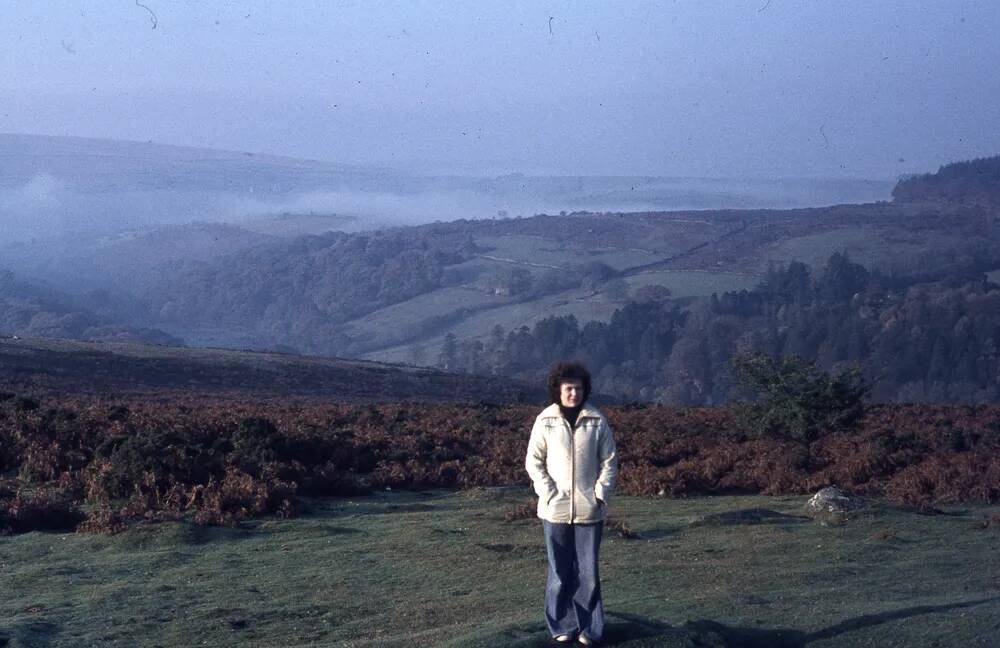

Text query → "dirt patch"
[690,508,810,526]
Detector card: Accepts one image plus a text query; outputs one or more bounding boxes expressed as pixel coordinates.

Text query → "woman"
[525,361,619,646]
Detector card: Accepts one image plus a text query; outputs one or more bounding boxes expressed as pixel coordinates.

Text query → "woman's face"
[559,379,584,408]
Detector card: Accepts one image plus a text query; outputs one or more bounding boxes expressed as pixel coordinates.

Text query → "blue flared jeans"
[542,520,605,641]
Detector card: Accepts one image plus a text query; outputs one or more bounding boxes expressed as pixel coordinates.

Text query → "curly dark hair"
[546,361,592,405]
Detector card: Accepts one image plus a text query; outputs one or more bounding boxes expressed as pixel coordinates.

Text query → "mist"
[0,164,895,249]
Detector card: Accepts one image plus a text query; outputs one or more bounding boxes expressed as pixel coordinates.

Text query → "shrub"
[229,417,281,473]
[0,488,85,535]
[192,467,297,526]
[13,396,40,412]
[77,505,127,535]
[731,352,871,442]
[3,395,998,533]
[92,426,224,499]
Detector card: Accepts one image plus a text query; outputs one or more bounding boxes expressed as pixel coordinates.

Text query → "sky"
[2,0,1000,179]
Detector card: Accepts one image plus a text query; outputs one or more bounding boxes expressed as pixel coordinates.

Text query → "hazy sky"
[2,1,999,178]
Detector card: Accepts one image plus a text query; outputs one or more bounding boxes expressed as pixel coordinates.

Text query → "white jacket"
[525,403,618,524]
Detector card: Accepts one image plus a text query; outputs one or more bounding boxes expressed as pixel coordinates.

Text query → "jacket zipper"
[569,417,575,523]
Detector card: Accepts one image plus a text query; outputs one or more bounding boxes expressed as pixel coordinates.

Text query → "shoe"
[553,633,576,643]
[577,634,600,646]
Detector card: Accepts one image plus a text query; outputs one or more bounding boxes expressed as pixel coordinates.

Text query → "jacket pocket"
[575,487,602,522]
[546,489,571,522]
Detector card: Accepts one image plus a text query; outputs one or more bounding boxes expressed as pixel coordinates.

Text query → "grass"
[341,286,506,352]
[344,232,669,359]
[475,235,670,271]
[624,269,761,298]
[359,286,625,364]
[2,488,998,647]
[756,227,963,273]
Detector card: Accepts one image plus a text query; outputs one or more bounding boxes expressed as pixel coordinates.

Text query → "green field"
[756,227,961,272]
[475,235,669,271]
[349,236,660,361]
[342,286,507,352]
[624,270,761,298]
[359,285,625,365]
[3,489,997,647]
[136,204,995,367]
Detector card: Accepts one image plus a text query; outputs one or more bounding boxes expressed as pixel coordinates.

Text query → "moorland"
[2,143,1000,646]
[1,376,999,646]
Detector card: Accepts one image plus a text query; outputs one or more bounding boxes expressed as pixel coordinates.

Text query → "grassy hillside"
[0,336,536,402]
[5,136,996,387]
[49,199,981,369]
[757,226,960,272]
[0,134,401,196]
[1,489,997,647]
[354,202,997,364]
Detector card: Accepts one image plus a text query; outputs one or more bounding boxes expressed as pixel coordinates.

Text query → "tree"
[487,324,507,375]
[577,262,617,293]
[633,284,672,303]
[731,351,871,442]
[758,261,811,303]
[817,252,870,302]
[603,277,631,301]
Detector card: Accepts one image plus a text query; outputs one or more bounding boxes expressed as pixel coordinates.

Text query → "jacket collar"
[540,402,601,421]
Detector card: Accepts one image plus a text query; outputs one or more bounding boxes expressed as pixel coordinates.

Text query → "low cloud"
[0,171,893,248]
[213,188,507,229]
[0,174,520,245]
[0,174,69,241]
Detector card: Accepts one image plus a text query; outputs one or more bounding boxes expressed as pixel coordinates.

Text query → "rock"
[804,486,866,517]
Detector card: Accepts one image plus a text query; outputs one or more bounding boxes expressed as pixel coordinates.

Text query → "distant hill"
[0,133,407,245]
[116,200,995,364]
[0,336,540,403]
[0,222,278,296]
[0,133,399,194]
[0,133,893,247]
[0,270,180,346]
[140,225,479,355]
[8,136,998,405]
[892,155,1000,206]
